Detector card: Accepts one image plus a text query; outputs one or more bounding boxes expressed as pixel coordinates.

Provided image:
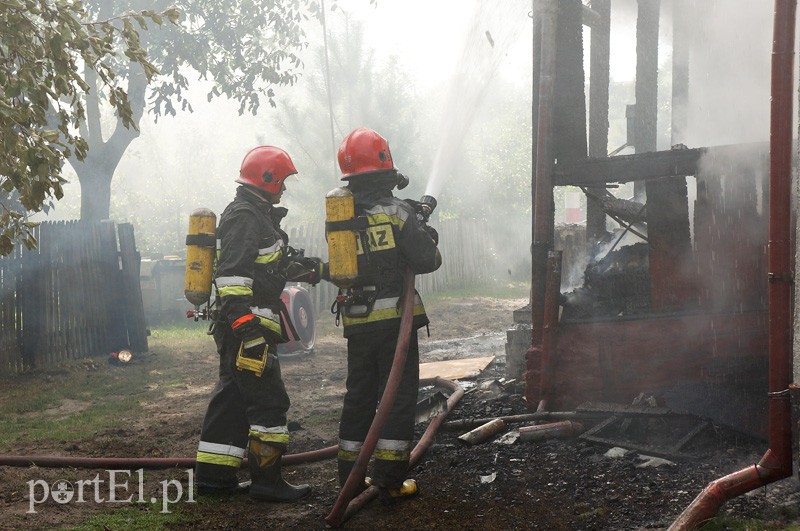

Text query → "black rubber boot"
[248,441,311,502]
[195,462,250,496]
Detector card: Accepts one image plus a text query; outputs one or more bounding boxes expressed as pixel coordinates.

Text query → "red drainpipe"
[537,250,563,413]
[669,1,796,528]
[527,0,558,408]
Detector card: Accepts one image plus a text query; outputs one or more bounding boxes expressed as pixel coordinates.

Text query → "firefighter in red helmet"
[195,146,323,501]
[333,128,442,500]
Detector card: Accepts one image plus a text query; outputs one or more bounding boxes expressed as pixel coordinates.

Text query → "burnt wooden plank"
[552,142,769,186]
[579,432,698,461]
[670,420,710,453]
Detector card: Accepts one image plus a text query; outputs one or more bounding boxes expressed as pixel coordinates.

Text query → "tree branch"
[105,66,147,157]
[82,64,102,145]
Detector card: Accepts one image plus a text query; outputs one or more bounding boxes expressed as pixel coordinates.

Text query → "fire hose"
[341,376,464,524]
[0,267,464,526]
[0,377,463,527]
[0,446,339,470]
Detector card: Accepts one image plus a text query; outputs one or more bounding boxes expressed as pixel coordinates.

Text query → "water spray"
[423,2,529,199]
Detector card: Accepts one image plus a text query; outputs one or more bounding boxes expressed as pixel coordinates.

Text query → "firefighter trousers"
[195,326,291,486]
[338,327,420,489]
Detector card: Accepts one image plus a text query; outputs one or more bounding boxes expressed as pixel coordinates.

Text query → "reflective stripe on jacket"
[215,186,288,335]
[341,189,442,337]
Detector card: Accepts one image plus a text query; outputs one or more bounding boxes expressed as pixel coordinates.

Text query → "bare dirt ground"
[1,295,800,530]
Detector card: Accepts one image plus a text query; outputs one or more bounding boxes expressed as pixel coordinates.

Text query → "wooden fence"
[0,221,147,374]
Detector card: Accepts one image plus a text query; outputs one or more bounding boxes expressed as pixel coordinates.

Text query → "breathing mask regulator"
[392,172,437,223]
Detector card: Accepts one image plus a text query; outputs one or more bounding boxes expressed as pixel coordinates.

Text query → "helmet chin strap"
[240,183,278,204]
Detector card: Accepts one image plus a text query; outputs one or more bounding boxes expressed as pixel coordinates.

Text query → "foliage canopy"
[0,0,177,255]
[71,0,317,223]
[1,0,318,254]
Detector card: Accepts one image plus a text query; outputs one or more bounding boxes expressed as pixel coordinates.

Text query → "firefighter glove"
[285,257,323,285]
[231,313,263,339]
[424,226,439,245]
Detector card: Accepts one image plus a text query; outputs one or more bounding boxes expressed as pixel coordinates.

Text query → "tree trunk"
[75,163,115,221]
[71,67,146,221]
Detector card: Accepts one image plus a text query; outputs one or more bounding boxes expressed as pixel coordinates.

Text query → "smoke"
[424,0,530,199]
[676,1,773,147]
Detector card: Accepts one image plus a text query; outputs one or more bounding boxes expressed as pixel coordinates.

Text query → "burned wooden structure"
[514,0,773,438]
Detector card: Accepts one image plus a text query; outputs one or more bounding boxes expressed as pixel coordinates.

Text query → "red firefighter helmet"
[337,128,395,179]
[236,146,297,195]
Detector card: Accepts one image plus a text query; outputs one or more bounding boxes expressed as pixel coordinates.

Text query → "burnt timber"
[552,142,769,187]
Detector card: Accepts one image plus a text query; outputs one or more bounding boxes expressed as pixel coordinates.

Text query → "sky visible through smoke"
[677,1,773,147]
[423,1,531,198]
[41,0,533,240]
[35,0,784,262]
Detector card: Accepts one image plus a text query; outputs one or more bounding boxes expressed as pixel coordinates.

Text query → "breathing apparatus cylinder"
[325,187,358,287]
[184,208,217,309]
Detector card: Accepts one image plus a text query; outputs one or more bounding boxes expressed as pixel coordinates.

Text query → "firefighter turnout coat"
[337,187,442,489]
[195,186,294,486]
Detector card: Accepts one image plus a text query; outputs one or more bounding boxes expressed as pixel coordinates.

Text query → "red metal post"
[538,251,563,410]
[669,1,796,528]
[527,0,558,408]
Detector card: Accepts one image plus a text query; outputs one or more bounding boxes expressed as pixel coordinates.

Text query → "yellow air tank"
[325,187,358,287]
[184,208,217,309]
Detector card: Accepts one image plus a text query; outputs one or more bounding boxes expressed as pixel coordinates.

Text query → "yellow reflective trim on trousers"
[196,451,243,468]
[374,448,410,461]
[337,449,359,462]
[255,251,282,265]
[342,302,426,327]
[249,431,290,445]
[218,286,253,298]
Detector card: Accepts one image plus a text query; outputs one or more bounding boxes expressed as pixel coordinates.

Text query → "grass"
[0,330,209,529]
[69,502,189,531]
[0,347,188,448]
[149,322,213,340]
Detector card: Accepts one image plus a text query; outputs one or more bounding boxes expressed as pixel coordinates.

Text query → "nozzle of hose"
[419,195,437,219]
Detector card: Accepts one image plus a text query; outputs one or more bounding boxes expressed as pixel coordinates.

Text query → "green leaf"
[132,14,148,29]
[40,130,60,142]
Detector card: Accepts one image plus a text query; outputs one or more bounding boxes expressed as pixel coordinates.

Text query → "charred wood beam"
[553,142,770,186]
[555,147,702,186]
[583,187,646,222]
[582,5,601,27]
